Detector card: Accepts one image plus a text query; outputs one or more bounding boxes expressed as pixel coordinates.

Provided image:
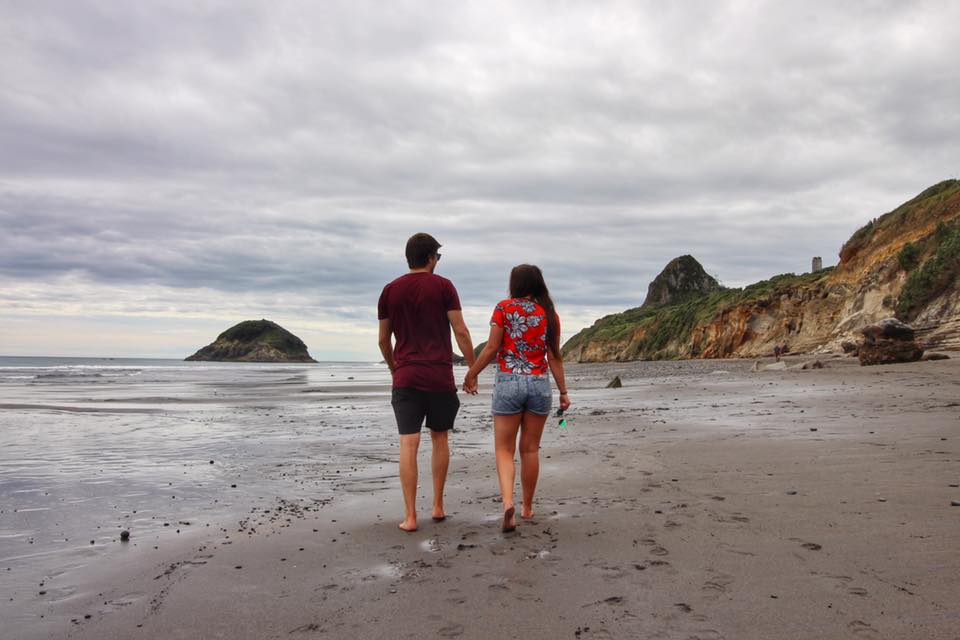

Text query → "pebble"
[809,428,818,432]
[120,530,130,541]
[786,490,798,496]
[951,501,960,507]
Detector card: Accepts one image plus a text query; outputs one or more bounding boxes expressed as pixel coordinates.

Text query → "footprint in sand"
[800,542,822,551]
[701,574,734,599]
[848,620,880,637]
[848,586,868,597]
[438,624,465,637]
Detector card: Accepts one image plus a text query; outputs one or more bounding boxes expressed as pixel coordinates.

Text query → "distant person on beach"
[378,233,476,532]
[773,345,782,361]
[463,265,570,533]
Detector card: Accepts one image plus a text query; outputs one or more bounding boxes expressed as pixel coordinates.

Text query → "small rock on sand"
[951,500,960,507]
[606,376,622,388]
[120,530,130,541]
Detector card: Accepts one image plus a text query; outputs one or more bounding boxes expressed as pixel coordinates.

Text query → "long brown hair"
[509,264,560,357]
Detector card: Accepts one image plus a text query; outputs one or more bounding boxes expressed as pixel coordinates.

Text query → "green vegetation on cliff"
[896,221,960,321]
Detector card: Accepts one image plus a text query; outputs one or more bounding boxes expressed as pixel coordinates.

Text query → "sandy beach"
[3,356,959,639]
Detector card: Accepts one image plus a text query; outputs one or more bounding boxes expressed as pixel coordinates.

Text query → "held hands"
[462,373,478,395]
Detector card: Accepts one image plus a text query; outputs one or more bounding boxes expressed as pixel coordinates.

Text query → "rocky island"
[186,319,317,363]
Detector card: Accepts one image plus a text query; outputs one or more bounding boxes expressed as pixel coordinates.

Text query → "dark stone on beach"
[858,339,923,366]
[606,376,622,389]
[857,319,923,366]
[951,500,960,507]
[786,490,798,495]
[841,341,858,355]
[120,530,130,542]
[923,352,950,361]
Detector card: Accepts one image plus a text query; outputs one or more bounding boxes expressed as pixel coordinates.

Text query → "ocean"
[0,356,422,622]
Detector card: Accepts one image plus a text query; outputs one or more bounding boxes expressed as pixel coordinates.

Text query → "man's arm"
[447,310,476,367]
[378,319,396,372]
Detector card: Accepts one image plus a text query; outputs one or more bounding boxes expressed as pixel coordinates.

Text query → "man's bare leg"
[430,429,449,520]
[398,433,421,531]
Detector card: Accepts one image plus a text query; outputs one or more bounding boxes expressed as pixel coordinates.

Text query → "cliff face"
[186,319,318,362]
[563,180,960,362]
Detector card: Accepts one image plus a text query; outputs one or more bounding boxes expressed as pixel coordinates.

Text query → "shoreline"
[4,357,960,639]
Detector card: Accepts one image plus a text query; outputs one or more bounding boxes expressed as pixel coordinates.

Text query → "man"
[378,233,476,532]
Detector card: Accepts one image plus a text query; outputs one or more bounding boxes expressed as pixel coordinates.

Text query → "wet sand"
[9,356,960,639]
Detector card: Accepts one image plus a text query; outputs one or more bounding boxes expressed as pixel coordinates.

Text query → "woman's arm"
[463,325,503,393]
[547,351,571,411]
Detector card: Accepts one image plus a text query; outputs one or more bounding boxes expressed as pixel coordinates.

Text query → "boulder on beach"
[186,319,317,363]
[922,352,951,361]
[857,318,923,366]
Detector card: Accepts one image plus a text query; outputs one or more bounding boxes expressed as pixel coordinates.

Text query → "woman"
[463,264,571,533]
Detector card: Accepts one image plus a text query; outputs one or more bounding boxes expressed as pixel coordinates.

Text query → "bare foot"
[432,510,447,522]
[502,506,516,533]
[398,518,417,532]
[520,507,535,520]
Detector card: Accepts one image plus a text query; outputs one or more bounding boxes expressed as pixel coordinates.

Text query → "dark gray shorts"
[491,371,552,416]
[391,388,460,435]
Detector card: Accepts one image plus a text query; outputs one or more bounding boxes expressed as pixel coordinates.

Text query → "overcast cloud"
[1,0,958,358]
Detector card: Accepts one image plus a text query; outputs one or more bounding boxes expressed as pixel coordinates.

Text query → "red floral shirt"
[490,298,559,375]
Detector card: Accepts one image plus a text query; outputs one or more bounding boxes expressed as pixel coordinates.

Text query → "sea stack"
[641,255,723,309]
[186,319,317,363]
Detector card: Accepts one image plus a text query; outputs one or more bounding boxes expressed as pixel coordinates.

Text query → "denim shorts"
[491,371,552,416]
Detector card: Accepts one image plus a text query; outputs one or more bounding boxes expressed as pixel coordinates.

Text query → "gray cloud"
[1,0,958,357]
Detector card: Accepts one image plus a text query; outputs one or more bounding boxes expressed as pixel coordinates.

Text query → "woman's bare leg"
[494,414,522,529]
[518,411,547,519]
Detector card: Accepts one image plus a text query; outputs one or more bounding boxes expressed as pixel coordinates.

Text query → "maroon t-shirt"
[378,272,461,392]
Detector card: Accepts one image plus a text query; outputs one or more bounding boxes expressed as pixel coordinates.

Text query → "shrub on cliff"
[897,242,920,271]
[896,222,960,321]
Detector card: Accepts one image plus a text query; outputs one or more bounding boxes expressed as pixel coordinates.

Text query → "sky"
[1,0,958,360]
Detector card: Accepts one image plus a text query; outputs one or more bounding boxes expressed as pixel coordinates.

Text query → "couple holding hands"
[378,233,571,533]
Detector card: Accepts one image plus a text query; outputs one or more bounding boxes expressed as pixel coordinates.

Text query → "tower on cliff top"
[812,256,823,272]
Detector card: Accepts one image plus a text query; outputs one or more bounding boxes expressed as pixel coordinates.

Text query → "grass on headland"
[565,268,835,360]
